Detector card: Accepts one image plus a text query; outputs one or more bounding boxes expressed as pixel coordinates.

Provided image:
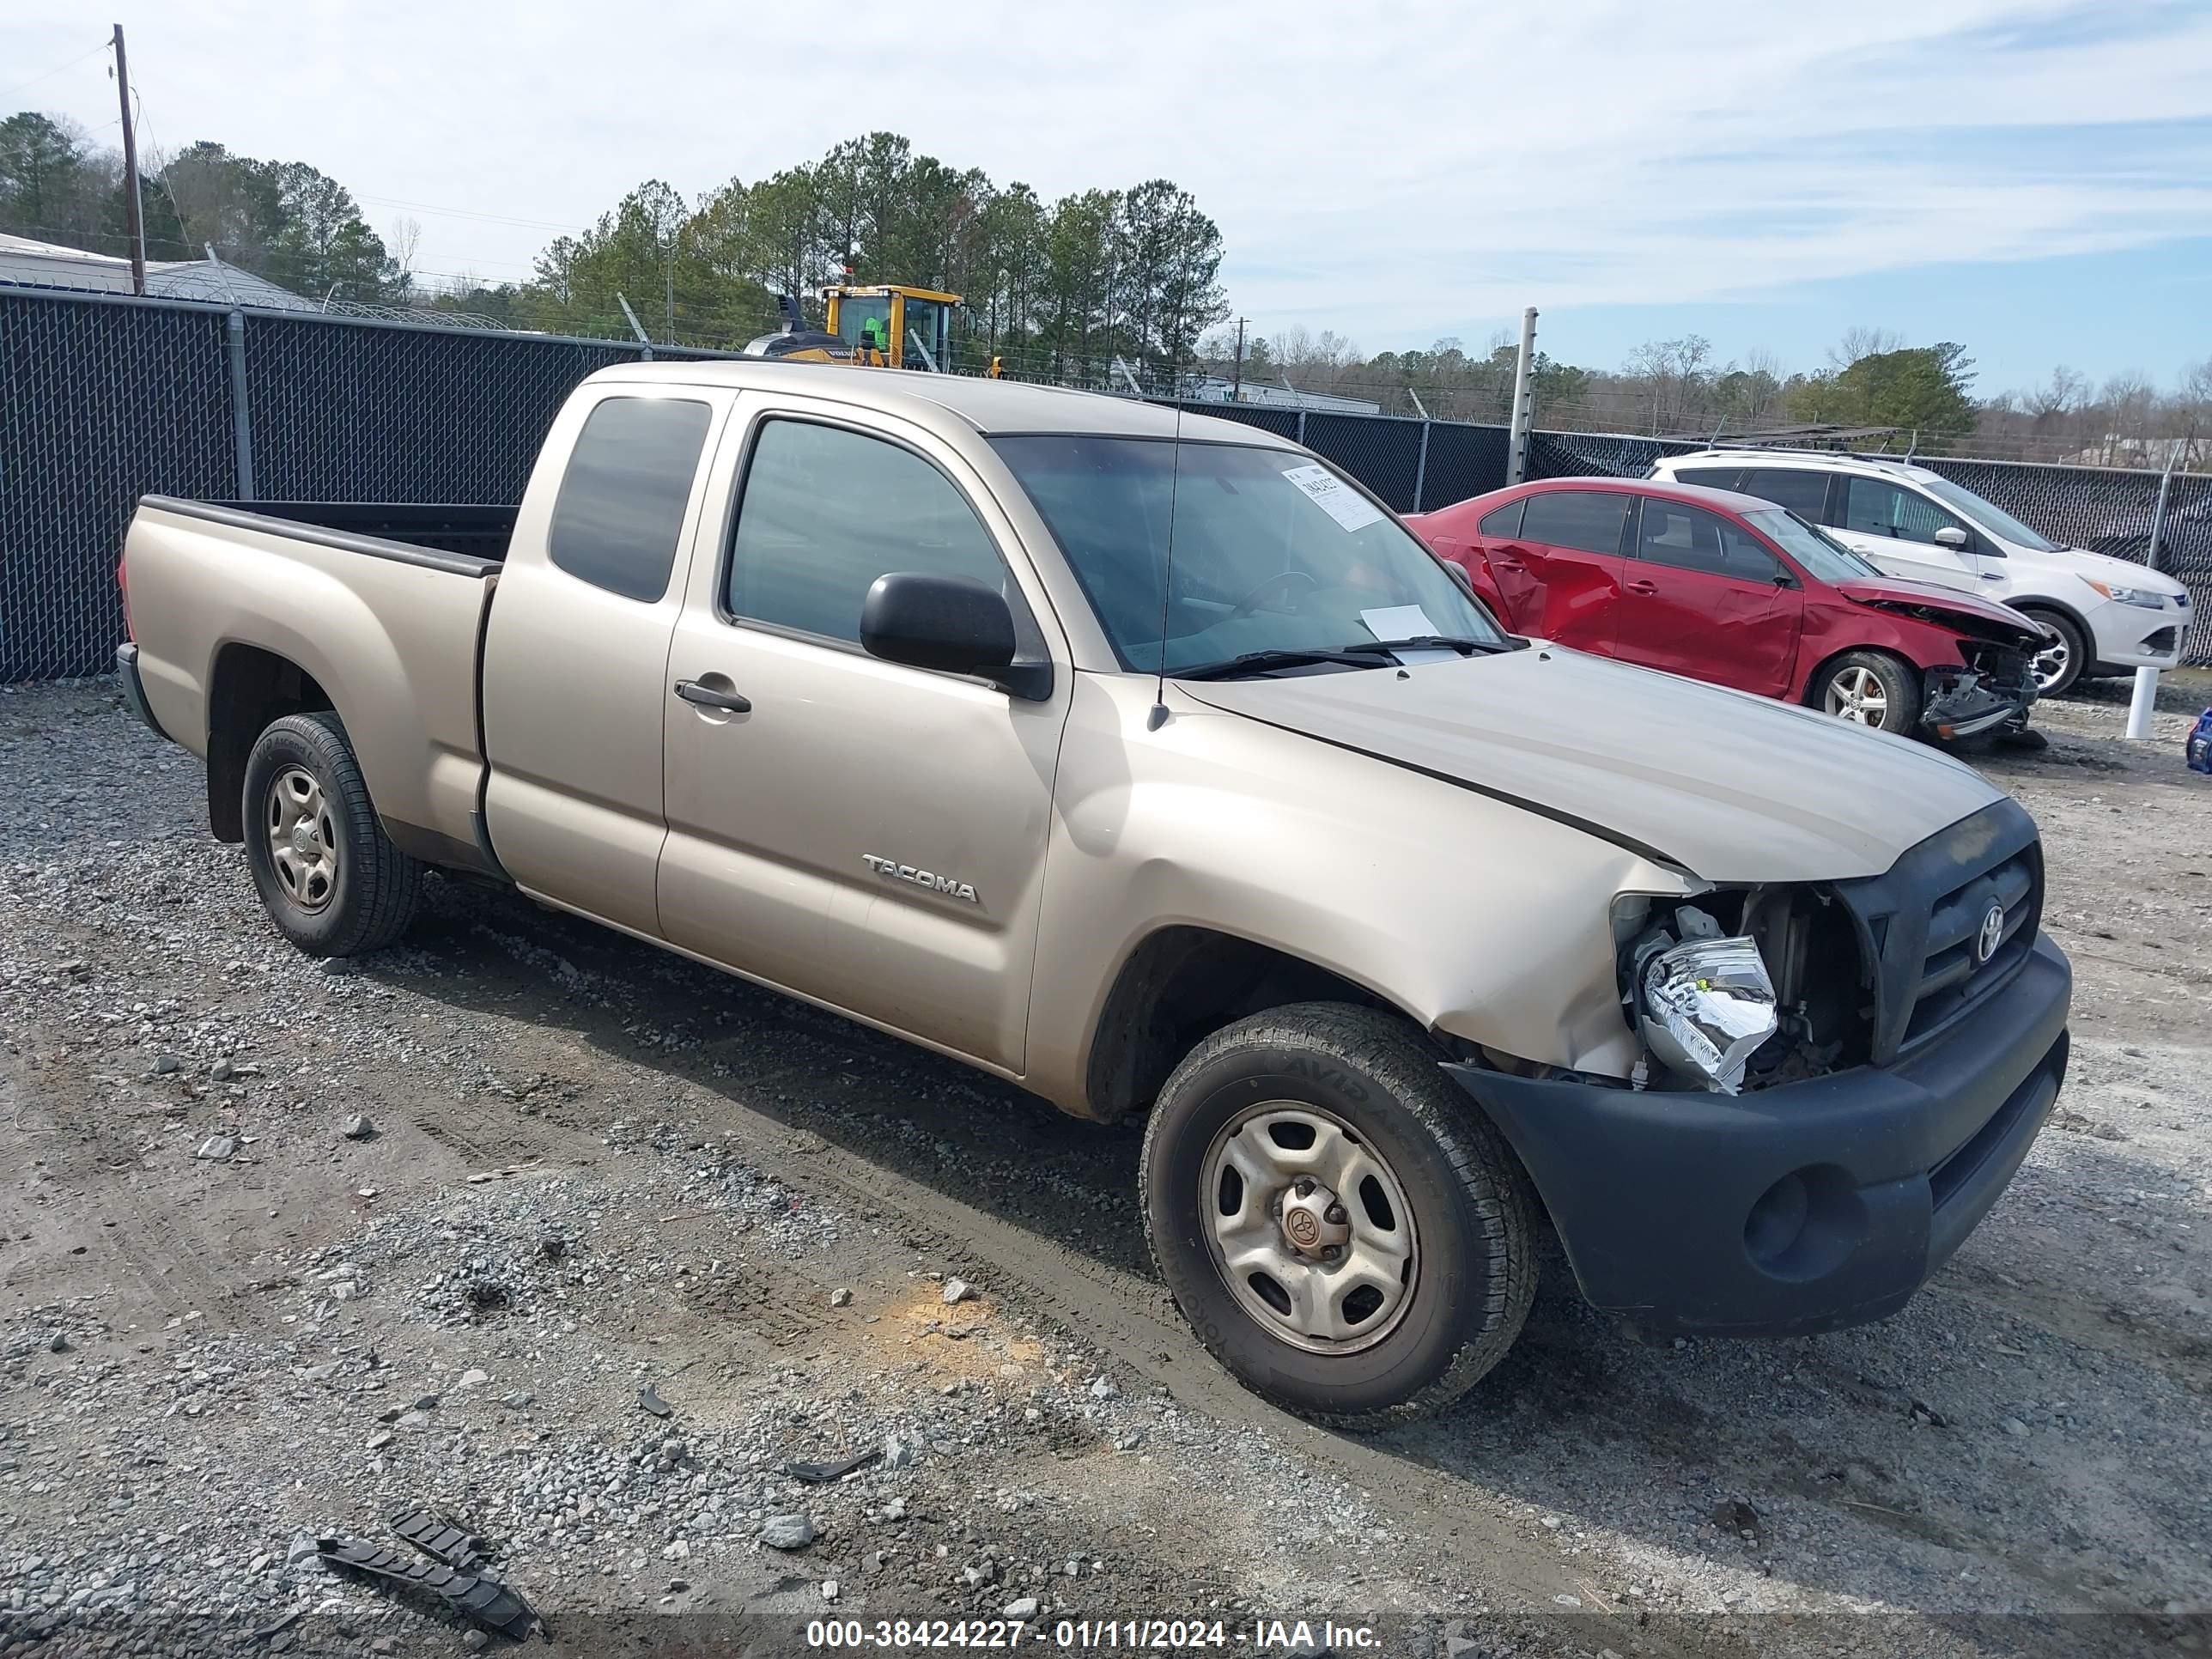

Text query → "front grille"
[1832,799,2045,1066]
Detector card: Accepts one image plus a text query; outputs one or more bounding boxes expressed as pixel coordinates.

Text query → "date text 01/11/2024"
[804,1618,1382,1650]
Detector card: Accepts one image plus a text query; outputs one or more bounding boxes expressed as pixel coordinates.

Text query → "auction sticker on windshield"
[1281,464,1384,532]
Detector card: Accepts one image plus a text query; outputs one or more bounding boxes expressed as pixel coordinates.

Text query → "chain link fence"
[4,283,2208,679]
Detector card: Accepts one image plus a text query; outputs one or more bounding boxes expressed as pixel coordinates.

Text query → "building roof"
[0,233,317,311]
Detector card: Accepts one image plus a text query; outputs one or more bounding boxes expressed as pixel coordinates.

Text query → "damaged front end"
[1613,884,1868,1095]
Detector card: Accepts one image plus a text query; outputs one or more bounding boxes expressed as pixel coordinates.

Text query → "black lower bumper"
[115,642,171,742]
[1445,933,2070,1338]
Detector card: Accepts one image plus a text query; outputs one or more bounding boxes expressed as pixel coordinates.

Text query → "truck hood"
[1831,576,2044,642]
[1179,647,2002,883]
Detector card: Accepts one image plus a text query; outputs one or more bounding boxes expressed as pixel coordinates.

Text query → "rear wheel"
[1812,650,1922,735]
[240,712,423,957]
[1139,1003,1535,1426]
[2019,608,2087,696]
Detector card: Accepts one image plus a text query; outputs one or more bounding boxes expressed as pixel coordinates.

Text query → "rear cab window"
[547,397,714,602]
[1520,489,1632,556]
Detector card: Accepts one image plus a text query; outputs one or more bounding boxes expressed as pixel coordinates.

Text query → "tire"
[1811,649,1923,736]
[240,711,423,957]
[2019,607,2087,697]
[1139,1002,1536,1426]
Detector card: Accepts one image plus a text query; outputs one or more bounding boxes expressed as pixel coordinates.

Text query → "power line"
[0,34,108,100]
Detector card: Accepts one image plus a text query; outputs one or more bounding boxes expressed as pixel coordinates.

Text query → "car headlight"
[2085,580,2165,609]
[1630,927,1778,1096]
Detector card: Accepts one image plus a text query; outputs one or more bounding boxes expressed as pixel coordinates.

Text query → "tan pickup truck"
[118,363,2071,1422]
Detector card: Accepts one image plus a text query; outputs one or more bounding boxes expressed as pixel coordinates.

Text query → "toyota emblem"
[1976,903,2005,964]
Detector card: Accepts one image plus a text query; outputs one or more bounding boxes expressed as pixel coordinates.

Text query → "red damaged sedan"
[1407,477,2045,743]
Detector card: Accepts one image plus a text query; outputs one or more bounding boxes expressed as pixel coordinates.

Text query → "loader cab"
[823,284,957,371]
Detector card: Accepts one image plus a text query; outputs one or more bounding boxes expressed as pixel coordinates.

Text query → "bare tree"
[1826,326,1905,372]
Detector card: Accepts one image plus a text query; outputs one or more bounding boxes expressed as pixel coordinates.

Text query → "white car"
[1648,448,2191,695]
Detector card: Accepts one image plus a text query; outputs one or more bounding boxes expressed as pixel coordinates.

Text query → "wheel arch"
[205,643,334,842]
[1084,925,1428,1124]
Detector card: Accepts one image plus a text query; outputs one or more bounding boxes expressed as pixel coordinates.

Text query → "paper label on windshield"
[1358,605,1459,664]
[1281,464,1384,532]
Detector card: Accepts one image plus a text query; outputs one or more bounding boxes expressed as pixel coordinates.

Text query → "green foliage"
[512,132,1226,374]
[1784,343,1978,441]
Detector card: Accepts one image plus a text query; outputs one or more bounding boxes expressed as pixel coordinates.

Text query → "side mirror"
[862,571,1024,685]
[1932,526,1971,550]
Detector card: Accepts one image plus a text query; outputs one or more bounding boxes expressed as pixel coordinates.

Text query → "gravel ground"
[3,674,2209,1659]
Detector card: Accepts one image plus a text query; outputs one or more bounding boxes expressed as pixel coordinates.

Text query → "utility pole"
[1231,317,1247,403]
[1504,307,1538,484]
[112,24,146,295]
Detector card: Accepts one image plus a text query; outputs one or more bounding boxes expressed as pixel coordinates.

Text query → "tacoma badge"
[862,854,980,904]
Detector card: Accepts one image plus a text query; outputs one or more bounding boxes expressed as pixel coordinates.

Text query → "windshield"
[991,436,1505,674]
[1742,509,1879,582]
[1920,476,2060,552]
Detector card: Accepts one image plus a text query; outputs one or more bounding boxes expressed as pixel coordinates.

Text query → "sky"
[5,0,2210,395]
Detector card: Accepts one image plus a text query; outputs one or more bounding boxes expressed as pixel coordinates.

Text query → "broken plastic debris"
[782,1447,884,1485]
[639,1382,673,1418]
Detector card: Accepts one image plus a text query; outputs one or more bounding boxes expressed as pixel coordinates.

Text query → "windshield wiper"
[1174,648,1385,681]
[1339,635,1509,657]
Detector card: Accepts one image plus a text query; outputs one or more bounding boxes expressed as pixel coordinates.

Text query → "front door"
[1612,497,1802,696]
[1491,488,1632,650]
[657,404,1069,1073]
[1828,477,1984,592]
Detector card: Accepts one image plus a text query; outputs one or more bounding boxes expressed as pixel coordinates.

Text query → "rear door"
[1612,496,1802,697]
[1488,488,1632,650]
[481,386,727,937]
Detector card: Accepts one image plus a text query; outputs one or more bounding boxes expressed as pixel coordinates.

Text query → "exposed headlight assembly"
[1626,904,1779,1095]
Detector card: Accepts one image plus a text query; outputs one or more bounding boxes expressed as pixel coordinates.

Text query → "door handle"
[673,678,751,713]
[1625,579,1659,596]
[1492,557,1523,571]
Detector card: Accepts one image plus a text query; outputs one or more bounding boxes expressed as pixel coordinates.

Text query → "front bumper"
[115,642,171,743]
[2084,598,2186,671]
[1445,933,2070,1337]
[1919,666,2030,740]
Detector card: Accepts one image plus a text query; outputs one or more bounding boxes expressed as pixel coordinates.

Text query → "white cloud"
[5,0,2208,349]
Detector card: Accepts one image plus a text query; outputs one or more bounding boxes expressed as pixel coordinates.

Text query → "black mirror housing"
[862,572,1019,680]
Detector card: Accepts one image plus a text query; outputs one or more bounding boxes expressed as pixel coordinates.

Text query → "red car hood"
[1832,576,2041,640]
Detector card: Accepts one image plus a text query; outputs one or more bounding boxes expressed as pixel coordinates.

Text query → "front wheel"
[1139,1003,1536,1426]
[1812,650,1923,735]
[2020,609,2088,696]
[240,711,423,957]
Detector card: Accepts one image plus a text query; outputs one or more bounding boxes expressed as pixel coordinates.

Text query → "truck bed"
[196,499,520,564]
[123,494,506,874]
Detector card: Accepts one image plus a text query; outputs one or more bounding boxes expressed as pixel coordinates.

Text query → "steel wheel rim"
[265,765,339,913]
[2031,635,2070,691]
[1826,665,1890,727]
[1200,1101,1420,1356]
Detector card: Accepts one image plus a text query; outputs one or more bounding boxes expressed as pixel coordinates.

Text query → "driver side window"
[1843,478,1967,548]
[726,418,1014,646]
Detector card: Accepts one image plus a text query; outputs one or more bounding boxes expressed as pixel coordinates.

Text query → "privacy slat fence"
[5,284,2206,681]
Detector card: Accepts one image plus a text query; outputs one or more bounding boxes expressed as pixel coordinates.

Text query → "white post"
[1504,307,1538,485]
[2124,457,2177,741]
